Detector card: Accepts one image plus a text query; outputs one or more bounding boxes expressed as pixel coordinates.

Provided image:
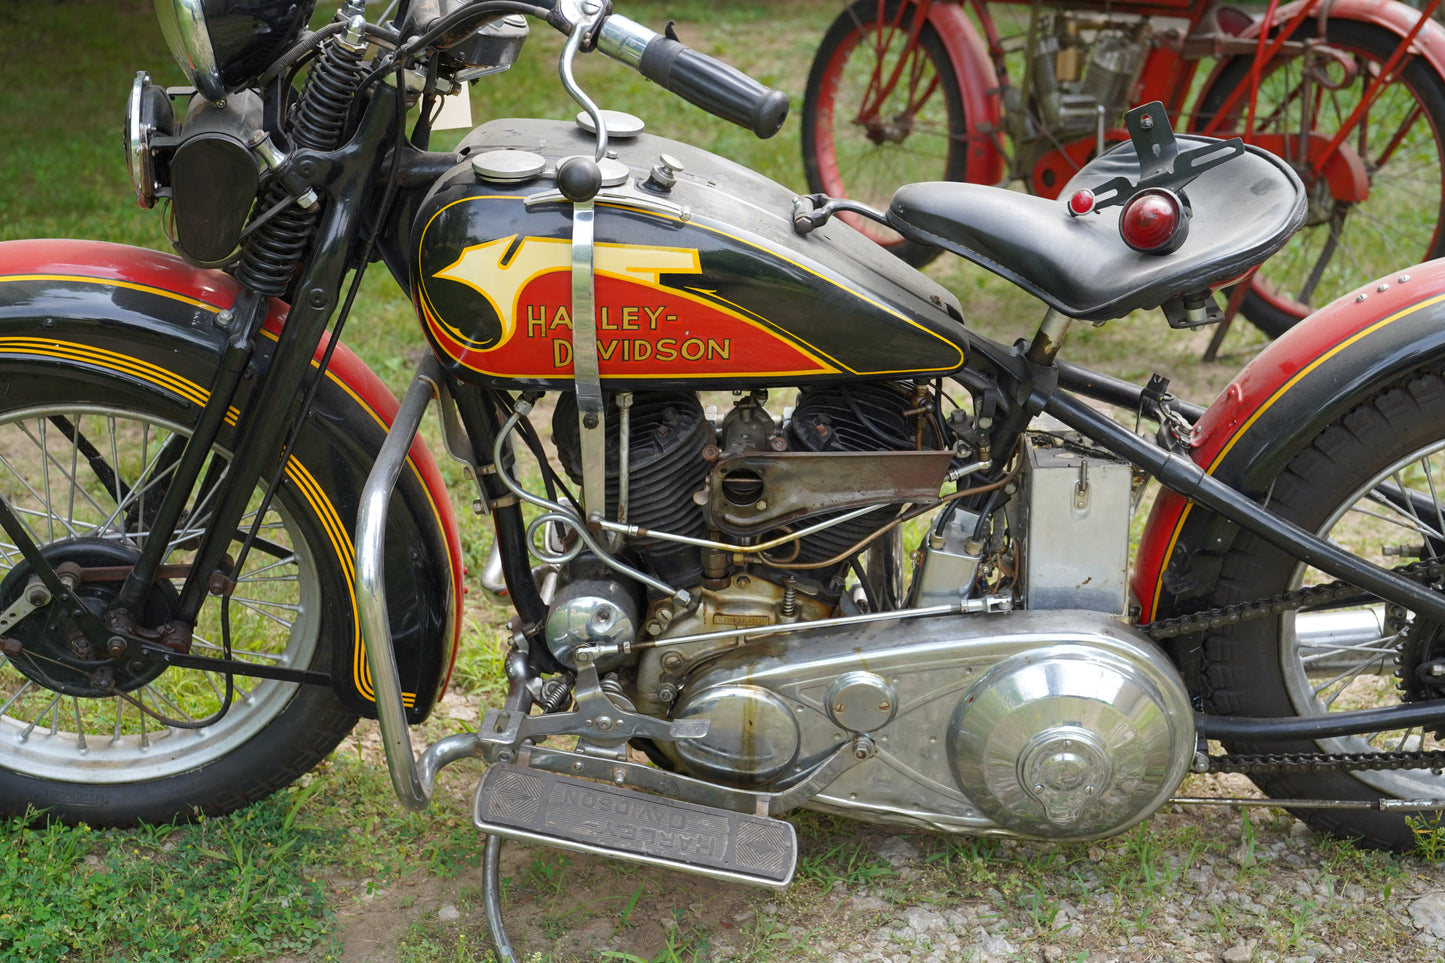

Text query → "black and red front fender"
[1135,258,1445,624]
[0,239,464,723]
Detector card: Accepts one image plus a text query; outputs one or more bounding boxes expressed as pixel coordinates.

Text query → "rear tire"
[1205,368,1445,849]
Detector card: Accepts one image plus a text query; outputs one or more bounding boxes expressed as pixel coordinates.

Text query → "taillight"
[1119,188,1188,255]
[1067,188,1096,217]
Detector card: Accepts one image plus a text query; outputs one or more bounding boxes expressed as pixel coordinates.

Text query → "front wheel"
[1195,20,1445,337]
[0,361,359,826]
[1205,368,1445,849]
[802,0,970,267]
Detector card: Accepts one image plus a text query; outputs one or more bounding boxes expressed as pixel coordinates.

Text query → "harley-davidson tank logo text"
[419,233,837,381]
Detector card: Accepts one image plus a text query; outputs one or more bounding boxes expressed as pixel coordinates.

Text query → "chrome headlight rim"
[154,0,225,103]
[126,72,175,210]
[126,72,154,208]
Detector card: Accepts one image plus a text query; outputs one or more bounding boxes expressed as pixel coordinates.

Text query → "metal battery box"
[1020,432,1134,614]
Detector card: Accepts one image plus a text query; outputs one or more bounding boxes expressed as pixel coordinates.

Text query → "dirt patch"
[314,693,1445,963]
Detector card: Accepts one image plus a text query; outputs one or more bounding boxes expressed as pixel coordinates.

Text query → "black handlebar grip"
[637,35,789,139]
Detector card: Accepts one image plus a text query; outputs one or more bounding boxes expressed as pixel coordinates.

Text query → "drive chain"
[1139,558,1445,641]
[1140,559,1445,776]
[1208,749,1445,775]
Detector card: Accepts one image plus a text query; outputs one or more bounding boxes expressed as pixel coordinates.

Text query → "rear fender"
[0,239,464,723]
[1134,258,1445,624]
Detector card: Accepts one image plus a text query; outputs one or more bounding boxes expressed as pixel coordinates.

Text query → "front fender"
[0,239,463,722]
[1135,258,1445,622]
[927,2,1006,186]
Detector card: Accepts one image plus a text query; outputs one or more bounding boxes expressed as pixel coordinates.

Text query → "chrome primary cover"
[950,647,1192,837]
[662,610,1193,840]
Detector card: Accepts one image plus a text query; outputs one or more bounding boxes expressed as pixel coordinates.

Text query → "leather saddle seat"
[887,135,1307,323]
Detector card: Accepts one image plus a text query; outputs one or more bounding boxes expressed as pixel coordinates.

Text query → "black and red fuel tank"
[410,117,968,389]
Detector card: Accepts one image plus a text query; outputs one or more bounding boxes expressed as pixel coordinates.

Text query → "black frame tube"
[1199,699,1445,739]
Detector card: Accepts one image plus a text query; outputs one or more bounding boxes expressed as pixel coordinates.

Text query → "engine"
[541,384,1188,841]
[1003,13,1151,184]
[551,381,949,596]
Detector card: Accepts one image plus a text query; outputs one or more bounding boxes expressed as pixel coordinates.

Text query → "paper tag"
[432,91,473,131]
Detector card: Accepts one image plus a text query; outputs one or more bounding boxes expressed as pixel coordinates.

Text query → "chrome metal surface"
[154,0,223,102]
[950,646,1193,837]
[355,356,466,810]
[911,508,983,606]
[576,109,645,138]
[521,736,868,817]
[471,149,546,183]
[473,763,798,888]
[544,578,639,671]
[596,158,630,188]
[126,72,157,208]
[557,1,609,161]
[656,609,1191,838]
[671,684,801,782]
[826,671,897,733]
[1293,607,1391,676]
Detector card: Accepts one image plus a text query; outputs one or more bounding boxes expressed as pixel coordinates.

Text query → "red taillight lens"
[1067,189,1095,217]
[1119,188,1188,254]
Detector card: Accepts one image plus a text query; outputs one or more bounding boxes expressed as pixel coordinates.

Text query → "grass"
[0,794,337,961]
[1,1,1442,962]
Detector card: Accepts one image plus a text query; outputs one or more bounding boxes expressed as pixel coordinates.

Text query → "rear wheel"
[0,366,358,826]
[1195,20,1445,337]
[1206,368,1445,849]
[802,0,969,267]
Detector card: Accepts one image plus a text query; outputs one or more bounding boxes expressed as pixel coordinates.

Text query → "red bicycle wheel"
[1196,19,1445,337]
[802,0,971,267]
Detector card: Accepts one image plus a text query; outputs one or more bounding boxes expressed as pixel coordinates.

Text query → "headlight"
[153,0,319,102]
[125,71,176,209]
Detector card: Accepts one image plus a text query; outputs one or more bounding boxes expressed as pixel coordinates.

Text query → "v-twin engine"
[656,609,1194,840]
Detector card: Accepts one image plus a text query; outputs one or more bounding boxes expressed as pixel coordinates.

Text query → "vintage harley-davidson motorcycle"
[7,0,1445,952]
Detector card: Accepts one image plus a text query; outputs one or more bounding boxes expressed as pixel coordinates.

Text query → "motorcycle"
[799,0,1445,339]
[4,0,1445,956]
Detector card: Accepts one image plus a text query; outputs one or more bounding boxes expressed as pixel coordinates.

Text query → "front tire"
[1206,368,1445,849]
[0,362,359,825]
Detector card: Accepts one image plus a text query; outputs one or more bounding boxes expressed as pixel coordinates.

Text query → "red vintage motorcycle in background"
[9,0,1445,957]
[802,0,1445,337]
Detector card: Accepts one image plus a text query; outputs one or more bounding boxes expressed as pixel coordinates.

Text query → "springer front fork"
[0,39,401,669]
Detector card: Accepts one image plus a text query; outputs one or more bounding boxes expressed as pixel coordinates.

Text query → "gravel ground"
[328,701,1445,962]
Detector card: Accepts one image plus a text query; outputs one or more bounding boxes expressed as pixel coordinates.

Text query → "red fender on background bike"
[801,0,1445,337]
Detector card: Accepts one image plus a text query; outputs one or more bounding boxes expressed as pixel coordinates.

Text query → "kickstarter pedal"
[472,763,797,888]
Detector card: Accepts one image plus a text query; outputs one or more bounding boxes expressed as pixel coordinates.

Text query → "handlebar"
[398,0,789,139]
[596,15,789,139]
